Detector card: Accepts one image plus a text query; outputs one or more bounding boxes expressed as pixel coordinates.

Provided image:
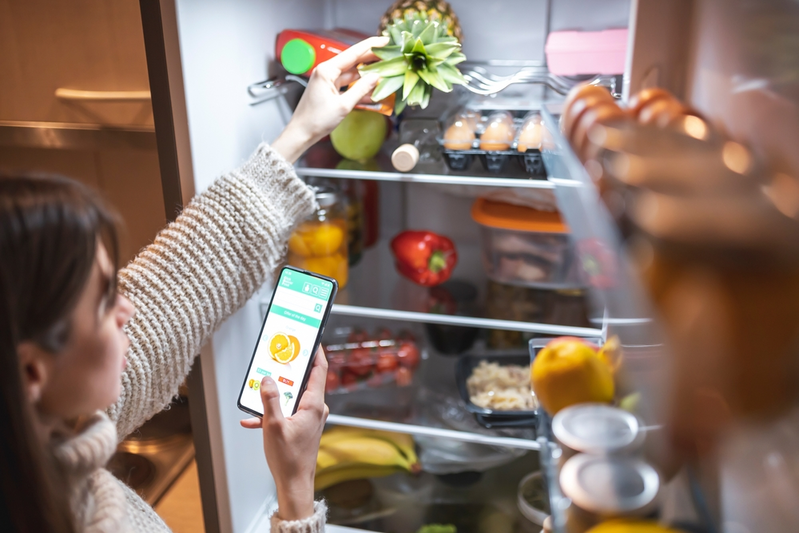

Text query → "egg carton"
[437,112,545,176]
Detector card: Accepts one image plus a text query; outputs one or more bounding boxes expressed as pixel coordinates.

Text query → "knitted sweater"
[51,144,326,533]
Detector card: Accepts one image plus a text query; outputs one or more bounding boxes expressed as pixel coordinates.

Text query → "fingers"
[340,73,381,110]
[297,348,328,414]
[335,69,362,89]
[240,417,263,429]
[325,36,390,74]
[260,376,285,426]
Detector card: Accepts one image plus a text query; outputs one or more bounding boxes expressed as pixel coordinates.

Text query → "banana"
[314,463,404,492]
[320,436,413,470]
[320,426,419,464]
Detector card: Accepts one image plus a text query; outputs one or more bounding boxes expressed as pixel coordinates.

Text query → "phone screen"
[238,267,336,418]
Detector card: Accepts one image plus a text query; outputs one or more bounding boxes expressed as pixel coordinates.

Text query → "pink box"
[545,29,628,76]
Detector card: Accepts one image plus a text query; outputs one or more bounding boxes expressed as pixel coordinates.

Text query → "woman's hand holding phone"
[271,36,389,163]
[240,347,330,520]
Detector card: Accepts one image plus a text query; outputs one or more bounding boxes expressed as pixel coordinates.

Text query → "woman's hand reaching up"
[271,36,389,163]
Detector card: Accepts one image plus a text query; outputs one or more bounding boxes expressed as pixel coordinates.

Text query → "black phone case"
[236,265,338,418]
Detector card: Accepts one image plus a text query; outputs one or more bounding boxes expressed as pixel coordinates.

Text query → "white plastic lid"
[559,453,660,515]
[552,403,641,455]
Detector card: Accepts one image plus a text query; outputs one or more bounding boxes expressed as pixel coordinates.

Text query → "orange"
[587,519,686,533]
[531,337,614,414]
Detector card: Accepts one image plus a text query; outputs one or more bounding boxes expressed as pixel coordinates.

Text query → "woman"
[0,36,387,533]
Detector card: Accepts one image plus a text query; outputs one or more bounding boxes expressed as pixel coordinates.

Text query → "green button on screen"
[281,39,316,75]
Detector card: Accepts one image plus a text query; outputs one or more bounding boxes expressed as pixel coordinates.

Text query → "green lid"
[281,39,316,75]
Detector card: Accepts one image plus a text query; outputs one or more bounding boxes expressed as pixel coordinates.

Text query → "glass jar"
[339,180,364,266]
[287,185,349,288]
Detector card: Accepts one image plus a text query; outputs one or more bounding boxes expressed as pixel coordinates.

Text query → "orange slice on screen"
[272,343,296,364]
[269,332,292,360]
[288,336,301,362]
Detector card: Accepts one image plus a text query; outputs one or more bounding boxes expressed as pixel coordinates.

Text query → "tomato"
[376,352,399,373]
[374,327,393,341]
[325,370,340,392]
[326,349,347,368]
[396,342,420,369]
[347,347,374,376]
[395,366,413,386]
[347,328,369,344]
[340,369,359,388]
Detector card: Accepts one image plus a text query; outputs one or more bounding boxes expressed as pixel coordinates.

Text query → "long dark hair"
[0,174,119,533]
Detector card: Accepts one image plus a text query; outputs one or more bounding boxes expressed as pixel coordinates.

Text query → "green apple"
[330,110,387,161]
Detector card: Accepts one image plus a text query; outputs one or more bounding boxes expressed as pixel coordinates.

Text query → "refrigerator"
[140,0,799,531]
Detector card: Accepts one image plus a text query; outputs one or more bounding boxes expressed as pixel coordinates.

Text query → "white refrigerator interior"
[169,1,627,531]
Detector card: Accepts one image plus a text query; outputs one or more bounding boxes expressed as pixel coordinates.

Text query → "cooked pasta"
[467,360,536,411]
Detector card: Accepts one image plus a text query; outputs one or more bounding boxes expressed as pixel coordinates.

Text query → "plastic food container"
[517,471,550,526]
[439,108,545,176]
[471,198,584,288]
[323,326,422,394]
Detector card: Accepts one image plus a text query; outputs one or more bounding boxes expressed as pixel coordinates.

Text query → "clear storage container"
[471,198,584,288]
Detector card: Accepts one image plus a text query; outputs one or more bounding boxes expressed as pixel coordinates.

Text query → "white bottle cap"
[391,144,420,172]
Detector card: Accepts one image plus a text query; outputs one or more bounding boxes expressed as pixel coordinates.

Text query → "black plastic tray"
[455,353,537,425]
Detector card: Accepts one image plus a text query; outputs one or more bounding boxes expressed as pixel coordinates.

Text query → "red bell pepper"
[390,230,457,287]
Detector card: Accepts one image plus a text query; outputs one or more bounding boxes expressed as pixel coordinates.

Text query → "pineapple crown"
[360,15,466,114]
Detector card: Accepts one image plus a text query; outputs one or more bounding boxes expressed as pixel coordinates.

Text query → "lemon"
[288,233,313,257]
[307,224,344,256]
[305,254,348,288]
[531,338,614,414]
[587,519,685,533]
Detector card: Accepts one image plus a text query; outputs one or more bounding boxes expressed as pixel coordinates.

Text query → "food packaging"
[471,198,584,288]
[439,108,545,176]
[323,327,422,395]
[276,28,369,75]
[545,29,628,76]
[456,353,537,428]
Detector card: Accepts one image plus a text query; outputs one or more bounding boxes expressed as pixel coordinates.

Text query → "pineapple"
[361,0,466,114]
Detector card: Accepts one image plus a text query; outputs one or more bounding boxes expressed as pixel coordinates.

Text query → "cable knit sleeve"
[107,143,317,439]
[271,501,327,533]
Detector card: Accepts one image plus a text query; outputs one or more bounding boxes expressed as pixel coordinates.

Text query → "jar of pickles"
[288,185,349,288]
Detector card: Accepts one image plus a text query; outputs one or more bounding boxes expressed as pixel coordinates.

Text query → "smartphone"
[237,266,337,418]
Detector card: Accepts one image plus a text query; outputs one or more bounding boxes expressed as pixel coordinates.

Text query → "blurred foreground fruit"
[532,337,614,414]
[586,519,686,533]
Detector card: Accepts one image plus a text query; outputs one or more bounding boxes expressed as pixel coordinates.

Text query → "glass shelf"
[296,142,555,189]
[330,238,602,338]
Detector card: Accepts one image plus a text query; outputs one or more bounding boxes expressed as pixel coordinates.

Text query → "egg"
[638,98,686,127]
[517,122,542,152]
[460,109,481,132]
[480,112,515,151]
[561,85,614,132]
[571,102,628,161]
[628,87,675,118]
[562,92,615,142]
[443,120,476,150]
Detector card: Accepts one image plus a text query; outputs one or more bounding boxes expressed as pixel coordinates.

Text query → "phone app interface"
[240,269,333,417]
